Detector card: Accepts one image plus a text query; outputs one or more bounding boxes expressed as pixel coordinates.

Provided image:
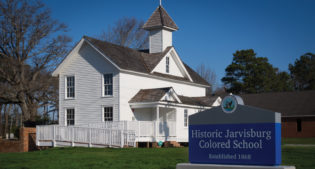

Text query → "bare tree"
[0,0,70,122]
[48,77,59,123]
[4,104,12,138]
[100,17,148,49]
[196,63,217,95]
[13,105,18,127]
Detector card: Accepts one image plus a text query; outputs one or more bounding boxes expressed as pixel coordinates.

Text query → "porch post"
[155,106,159,142]
[53,125,56,147]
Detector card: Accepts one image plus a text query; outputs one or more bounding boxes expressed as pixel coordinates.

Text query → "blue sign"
[189,123,281,165]
[188,95,282,166]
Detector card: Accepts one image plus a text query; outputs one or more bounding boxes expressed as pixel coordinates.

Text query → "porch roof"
[129,87,173,103]
[129,87,216,107]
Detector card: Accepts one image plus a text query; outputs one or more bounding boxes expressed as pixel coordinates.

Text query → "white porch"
[36,120,177,148]
[131,106,177,142]
[36,101,207,148]
[36,96,210,148]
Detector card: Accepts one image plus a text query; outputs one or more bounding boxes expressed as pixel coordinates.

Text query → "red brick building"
[238,91,315,138]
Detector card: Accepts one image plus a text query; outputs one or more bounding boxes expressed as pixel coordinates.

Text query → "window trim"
[65,75,75,99]
[102,106,113,122]
[65,108,75,126]
[102,73,113,97]
[184,109,188,127]
[166,56,170,73]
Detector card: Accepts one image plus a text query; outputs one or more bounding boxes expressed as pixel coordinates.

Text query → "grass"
[282,146,315,169]
[0,147,188,169]
[0,146,315,169]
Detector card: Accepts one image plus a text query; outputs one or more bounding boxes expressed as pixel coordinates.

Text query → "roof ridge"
[159,6,165,27]
[84,36,142,53]
[139,52,152,72]
[82,36,209,86]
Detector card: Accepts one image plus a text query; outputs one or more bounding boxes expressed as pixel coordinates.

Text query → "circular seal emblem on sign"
[221,95,237,113]
[158,141,163,147]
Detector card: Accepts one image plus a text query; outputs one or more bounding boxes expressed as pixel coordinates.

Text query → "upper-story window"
[103,74,113,96]
[66,76,75,98]
[166,56,170,73]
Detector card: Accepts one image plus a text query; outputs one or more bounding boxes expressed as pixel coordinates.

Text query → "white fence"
[36,121,176,148]
[36,125,136,148]
[81,121,177,142]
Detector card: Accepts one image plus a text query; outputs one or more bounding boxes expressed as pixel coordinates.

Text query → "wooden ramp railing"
[80,121,177,142]
[80,121,177,141]
[36,125,136,148]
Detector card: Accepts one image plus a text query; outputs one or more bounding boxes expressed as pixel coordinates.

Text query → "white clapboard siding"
[119,72,206,121]
[175,107,200,142]
[149,29,173,53]
[162,29,172,51]
[59,42,119,126]
[152,51,184,77]
[149,29,163,53]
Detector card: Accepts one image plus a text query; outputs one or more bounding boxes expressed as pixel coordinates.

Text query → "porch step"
[164,141,181,148]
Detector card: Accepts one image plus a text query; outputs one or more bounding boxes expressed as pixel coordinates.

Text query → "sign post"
[177,95,295,169]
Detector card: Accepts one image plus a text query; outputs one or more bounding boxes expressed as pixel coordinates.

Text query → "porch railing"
[36,121,176,148]
[36,125,136,148]
[81,121,177,141]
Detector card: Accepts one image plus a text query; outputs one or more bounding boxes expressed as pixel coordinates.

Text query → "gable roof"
[83,36,210,86]
[218,90,315,117]
[129,87,173,103]
[142,5,179,31]
[150,49,193,82]
[129,87,215,107]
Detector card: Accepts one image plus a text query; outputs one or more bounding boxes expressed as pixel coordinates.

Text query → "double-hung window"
[104,107,113,121]
[166,57,170,73]
[66,108,75,126]
[103,74,113,96]
[184,109,188,127]
[66,76,75,98]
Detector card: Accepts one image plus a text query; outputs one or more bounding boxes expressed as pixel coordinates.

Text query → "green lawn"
[0,148,188,169]
[282,146,315,169]
[0,146,315,169]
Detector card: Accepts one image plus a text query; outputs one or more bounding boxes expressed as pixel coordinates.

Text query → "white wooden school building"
[36,5,220,148]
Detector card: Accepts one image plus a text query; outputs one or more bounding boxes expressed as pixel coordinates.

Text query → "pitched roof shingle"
[142,6,179,30]
[240,91,315,117]
[129,87,172,103]
[129,87,216,107]
[218,91,315,117]
[84,36,209,86]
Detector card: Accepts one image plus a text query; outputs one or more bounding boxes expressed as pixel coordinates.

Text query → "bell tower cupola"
[142,5,178,53]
